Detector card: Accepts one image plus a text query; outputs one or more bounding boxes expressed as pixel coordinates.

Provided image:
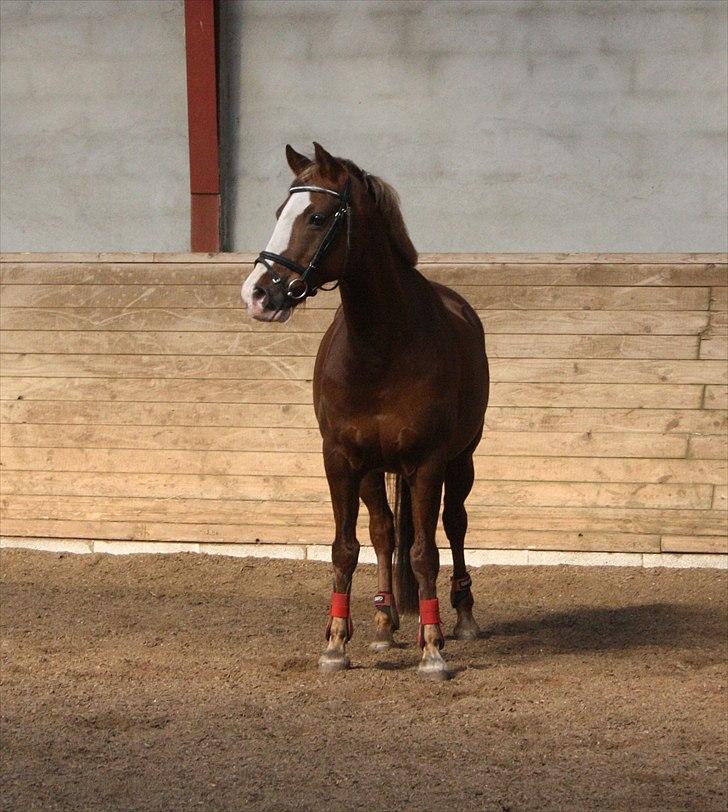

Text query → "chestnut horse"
[242,143,489,679]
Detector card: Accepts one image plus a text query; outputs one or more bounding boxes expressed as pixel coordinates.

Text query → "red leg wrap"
[418,597,444,650]
[325,591,353,641]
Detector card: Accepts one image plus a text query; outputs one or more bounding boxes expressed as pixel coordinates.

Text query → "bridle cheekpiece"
[255,177,352,302]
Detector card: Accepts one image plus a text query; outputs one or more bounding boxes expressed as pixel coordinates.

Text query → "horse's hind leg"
[443,449,480,641]
[359,472,399,651]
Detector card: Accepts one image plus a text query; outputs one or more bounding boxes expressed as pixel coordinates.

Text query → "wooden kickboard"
[1,252,726,556]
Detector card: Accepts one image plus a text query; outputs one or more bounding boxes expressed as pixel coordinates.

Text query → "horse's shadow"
[369,602,726,670]
[373,659,468,676]
[470,602,726,658]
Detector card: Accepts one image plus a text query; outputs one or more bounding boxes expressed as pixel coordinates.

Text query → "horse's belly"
[324,408,452,475]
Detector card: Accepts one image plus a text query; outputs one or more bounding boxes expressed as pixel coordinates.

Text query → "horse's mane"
[300,158,418,268]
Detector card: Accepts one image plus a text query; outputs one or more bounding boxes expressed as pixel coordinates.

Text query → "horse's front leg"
[359,471,398,651]
[319,449,361,673]
[409,463,450,680]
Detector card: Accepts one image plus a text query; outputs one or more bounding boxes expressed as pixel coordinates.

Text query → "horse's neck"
[338,239,421,360]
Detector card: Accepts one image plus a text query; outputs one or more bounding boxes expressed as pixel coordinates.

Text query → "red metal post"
[184,0,220,252]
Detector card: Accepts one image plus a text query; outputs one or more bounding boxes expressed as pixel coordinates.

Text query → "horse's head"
[242,142,355,322]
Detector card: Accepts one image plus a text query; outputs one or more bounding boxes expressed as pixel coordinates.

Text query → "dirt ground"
[1,550,726,812]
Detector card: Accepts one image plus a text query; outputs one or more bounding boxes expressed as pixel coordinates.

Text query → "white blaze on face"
[241,192,312,310]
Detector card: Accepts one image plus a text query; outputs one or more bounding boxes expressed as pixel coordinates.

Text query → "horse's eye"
[309,212,325,227]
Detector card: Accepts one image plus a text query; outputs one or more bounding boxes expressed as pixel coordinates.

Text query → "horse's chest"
[314,339,453,470]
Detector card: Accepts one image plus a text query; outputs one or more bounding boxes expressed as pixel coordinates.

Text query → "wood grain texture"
[710,287,728,311]
[0,330,701,360]
[705,385,728,410]
[661,535,728,554]
[3,354,724,384]
[3,495,724,537]
[0,283,712,311]
[0,424,690,459]
[0,471,714,509]
[5,448,724,485]
[2,307,710,335]
[2,495,725,535]
[2,262,726,287]
[0,377,705,408]
[0,517,662,552]
[2,401,725,436]
[1,253,725,557]
[688,435,728,460]
[700,337,728,360]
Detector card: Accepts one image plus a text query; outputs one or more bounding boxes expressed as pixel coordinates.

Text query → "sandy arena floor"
[1,549,726,811]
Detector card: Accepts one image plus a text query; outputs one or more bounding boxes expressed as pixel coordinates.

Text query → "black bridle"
[255,177,352,301]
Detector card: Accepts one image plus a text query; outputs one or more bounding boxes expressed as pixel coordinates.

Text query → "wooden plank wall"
[1,252,726,557]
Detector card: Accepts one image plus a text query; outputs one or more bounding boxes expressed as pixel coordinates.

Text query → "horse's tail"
[389,474,419,615]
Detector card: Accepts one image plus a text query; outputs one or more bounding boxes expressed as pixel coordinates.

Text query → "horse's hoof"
[369,629,394,651]
[453,623,480,641]
[318,652,350,673]
[417,665,453,682]
[453,615,480,641]
[417,654,452,681]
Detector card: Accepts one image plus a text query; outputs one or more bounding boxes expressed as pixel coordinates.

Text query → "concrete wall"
[2,0,725,253]
[0,0,189,251]
[222,0,728,252]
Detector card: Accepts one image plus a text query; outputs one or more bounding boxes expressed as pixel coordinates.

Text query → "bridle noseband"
[255,177,352,301]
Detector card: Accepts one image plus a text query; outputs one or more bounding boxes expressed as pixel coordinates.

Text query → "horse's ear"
[313,142,344,181]
[285,144,312,176]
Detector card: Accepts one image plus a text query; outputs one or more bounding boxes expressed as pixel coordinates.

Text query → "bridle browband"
[255,177,352,301]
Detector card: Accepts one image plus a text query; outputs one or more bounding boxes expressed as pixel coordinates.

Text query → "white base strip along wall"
[1,537,726,571]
